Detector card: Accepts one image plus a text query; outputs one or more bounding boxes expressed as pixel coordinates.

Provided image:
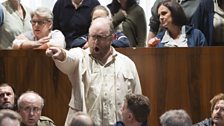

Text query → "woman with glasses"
[12,7,66,49]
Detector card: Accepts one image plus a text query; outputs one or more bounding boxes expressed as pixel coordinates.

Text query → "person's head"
[69,112,94,126]
[157,0,187,29]
[0,83,16,110]
[91,5,112,20]
[17,91,44,126]
[0,109,22,126]
[160,109,192,126]
[30,7,53,40]
[120,94,150,125]
[117,0,137,10]
[210,93,224,126]
[88,17,115,61]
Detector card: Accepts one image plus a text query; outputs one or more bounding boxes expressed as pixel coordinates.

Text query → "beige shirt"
[54,47,142,125]
[0,1,32,49]
[161,26,188,47]
[13,30,66,48]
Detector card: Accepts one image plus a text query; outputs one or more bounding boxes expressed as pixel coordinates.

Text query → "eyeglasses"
[21,106,42,113]
[30,20,50,26]
[88,34,112,42]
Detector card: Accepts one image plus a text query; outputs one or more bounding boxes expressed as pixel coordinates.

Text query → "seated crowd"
[0,0,224,49]
[1,82,224,126]
[0,0,224,126]
[0,83,151,126]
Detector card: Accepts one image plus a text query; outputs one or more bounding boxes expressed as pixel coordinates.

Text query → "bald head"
[17,91,44,109]
[89,17,114,36]
[69,112,94,126]
[17,91,44,126]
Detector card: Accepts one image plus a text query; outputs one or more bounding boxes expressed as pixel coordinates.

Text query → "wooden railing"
[1,47,224,126]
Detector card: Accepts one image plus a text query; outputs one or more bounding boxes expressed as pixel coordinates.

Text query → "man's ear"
[112,33,116,40]
[128,112,134,121]
[49,22,53,30]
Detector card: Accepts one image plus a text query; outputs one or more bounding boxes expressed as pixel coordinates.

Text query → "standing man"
[46,17,142,125]
[193,93,224,126]
[17,91,55,126]
[52,0,100,49]
[0,83,16,110]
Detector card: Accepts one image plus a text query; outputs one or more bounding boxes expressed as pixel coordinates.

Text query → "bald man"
[46,17,142,125]
[17,91,55,126]
[69,112,94,126]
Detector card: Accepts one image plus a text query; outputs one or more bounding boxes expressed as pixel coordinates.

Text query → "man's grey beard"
[0,104,16,110]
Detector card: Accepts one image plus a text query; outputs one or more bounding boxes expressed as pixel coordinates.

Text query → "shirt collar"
[161,26,186,44]
[87,47,118,66]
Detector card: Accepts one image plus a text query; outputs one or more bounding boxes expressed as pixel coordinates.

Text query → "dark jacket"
[114,121,148,126]
[193,118,213,126]
[149,0,214,45]
[156,25,207,47]
[52,0,100,49]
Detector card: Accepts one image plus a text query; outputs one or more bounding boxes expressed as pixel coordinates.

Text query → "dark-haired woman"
[148,0,207,47]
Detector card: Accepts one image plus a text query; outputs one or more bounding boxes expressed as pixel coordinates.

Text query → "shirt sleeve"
[48,30,66,48]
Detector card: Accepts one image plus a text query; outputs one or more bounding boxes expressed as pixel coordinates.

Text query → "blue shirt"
[0,4,3,27]
[52,0,100,49]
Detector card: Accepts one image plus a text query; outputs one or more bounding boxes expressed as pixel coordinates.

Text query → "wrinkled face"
[1,117,20,126]
[18,94,42,126]
[158,5,173,29]
[88,20,112,60]
[31,15,52,40]
[211,100,224,126]
[0,86,15,110]
[92,9,108,20]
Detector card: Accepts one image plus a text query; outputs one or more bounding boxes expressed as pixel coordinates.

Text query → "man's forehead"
[89,26,110,36]
[215,100,224,106]
[90,18,110,31]
[21,98,42,107]
[0,86,13,92]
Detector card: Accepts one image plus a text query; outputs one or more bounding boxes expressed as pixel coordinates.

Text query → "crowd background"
[0,0,152,38]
